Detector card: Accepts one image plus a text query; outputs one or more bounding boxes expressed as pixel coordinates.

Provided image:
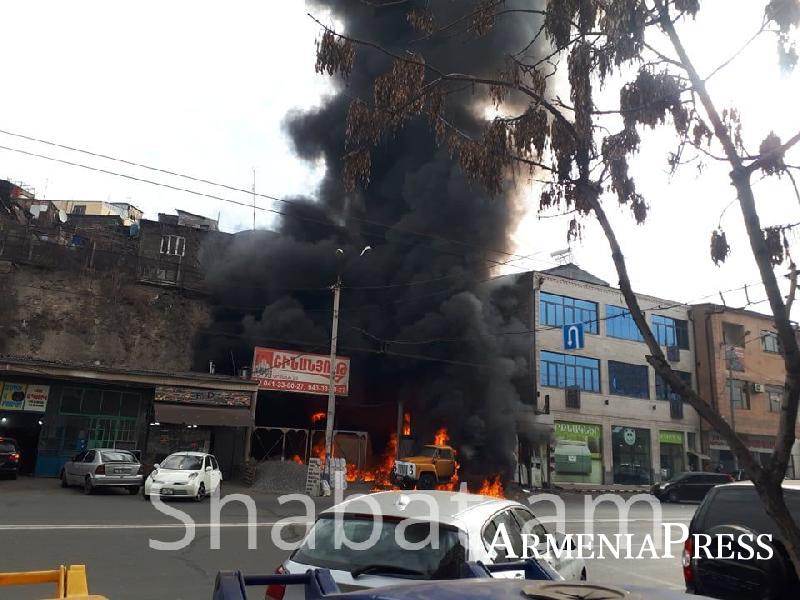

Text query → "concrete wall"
[535,271,700,483]
[0,264,211,372]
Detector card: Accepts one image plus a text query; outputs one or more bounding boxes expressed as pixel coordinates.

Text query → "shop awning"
[687,449,712,461]
[155,403,252,427]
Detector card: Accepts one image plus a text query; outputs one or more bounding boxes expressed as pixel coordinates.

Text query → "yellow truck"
[0,564,106,599]
[391,444,457,489]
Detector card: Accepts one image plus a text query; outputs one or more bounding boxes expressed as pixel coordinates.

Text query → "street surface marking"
[0,521,311,531]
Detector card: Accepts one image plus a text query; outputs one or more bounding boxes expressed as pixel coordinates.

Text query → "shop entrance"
[659,430,684,481]
[0,411,42,474]
[612,425,652,485]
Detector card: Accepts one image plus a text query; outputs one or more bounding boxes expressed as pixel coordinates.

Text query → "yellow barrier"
[0,564,108,599]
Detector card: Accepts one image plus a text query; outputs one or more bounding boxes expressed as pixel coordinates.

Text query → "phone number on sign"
[261,380,347,395]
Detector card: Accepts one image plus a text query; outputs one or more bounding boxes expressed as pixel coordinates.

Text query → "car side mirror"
[153,463,160,471]
[205,466,212,472]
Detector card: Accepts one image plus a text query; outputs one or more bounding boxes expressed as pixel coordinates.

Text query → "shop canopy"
[155,403,252,427]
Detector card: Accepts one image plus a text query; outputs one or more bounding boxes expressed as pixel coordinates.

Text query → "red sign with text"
[252,347,350,396]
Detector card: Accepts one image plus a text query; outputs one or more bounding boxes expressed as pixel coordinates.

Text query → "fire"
[402,412,411,436]
[477,475,505,498]
[311,411,326,424]
[311,436,325,461]
[290,454,303,465]
[347,433,397,489]
[433,427,449,446]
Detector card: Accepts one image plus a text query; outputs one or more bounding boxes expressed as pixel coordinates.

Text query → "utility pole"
[323,270,342,476]
[727,346,739,471]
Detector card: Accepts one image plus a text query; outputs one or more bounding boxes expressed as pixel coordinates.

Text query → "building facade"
[50,200,143,226]
[533,265,701,486]
[690,303,800,474]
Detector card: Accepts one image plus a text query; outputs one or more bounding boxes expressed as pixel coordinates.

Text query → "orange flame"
[290,454,304,465]
[311,411,326,424]
[433,427,449,446]
[402,412,411,436]
[476,475,505,498]
[311,436,325,461]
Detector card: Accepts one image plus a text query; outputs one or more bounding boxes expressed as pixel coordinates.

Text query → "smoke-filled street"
[1,480,693,600]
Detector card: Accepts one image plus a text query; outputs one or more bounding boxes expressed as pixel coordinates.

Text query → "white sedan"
[269,491,585,599]
[143,451,222,501]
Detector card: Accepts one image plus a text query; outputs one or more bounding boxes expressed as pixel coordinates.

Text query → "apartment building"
[50,200,143,225]
[533,264,701,486]
[690,304,800,475]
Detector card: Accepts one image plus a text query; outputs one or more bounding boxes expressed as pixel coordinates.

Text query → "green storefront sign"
[554,420,603,484]
[659,430,683,445]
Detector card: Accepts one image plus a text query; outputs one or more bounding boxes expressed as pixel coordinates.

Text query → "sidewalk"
[548,482,651,495]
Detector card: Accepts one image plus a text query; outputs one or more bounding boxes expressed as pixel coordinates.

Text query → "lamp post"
[725,329,750,471]
[323,246,371,478]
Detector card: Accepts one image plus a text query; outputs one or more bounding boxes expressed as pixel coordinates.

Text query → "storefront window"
[659,430,684,481]
[612,426,652,485]
[146,423,211,462]
[552,421,603,484]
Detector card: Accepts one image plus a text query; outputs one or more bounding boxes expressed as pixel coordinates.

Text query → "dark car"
[651,471,733,503]
[684,481,800,599]
[0,437,21,479]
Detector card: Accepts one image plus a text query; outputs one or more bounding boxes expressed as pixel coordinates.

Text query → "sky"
[1,1,798,316]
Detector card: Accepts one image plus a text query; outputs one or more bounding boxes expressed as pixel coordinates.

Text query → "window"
[210,456,219,470]
[540,351,600,392]
[540,293,598,334]
[767,385,783,412]
[608,360,650,399]
[652,315,690,350]
[762,331,781,354]
[160,235,186,256]
[511,508,548,539]
[71,205,86,215]
[439,449,454,461]
[722,322,746,347]
[655,370,692,401]
[606,305,644,341]
[83,450,96,463]
[729,379,750,409]
[486,511,523,562]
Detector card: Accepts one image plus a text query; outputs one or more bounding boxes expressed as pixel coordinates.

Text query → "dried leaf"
[407,8,435,35]
[471,0,498,36]
[343,148,371,192]
[758,131,786,175]
[710,229,731,265]
[315,30,355,78]
[764,226,786,265]
[620,69,687,134]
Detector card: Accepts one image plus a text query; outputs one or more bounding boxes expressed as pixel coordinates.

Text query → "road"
[0,478,696,599]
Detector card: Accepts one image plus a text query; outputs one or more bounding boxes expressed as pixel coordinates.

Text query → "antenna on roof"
[550,248,573,265]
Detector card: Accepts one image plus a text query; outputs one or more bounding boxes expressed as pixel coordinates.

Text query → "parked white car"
[143,451,222,501]
[269,490,585,599]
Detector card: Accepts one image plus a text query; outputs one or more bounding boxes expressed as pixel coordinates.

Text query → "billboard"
[252,347,350,396]
[23,385,50,413]
[0,383,27,411]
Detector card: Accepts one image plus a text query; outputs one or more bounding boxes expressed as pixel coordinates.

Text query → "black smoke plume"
[197,1,549,479]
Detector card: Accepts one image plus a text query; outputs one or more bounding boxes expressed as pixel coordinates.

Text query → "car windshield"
[100,451,137,463]
[419,447,438,458]
[0,442,16,452]
[292,516,466,579]
[160,455,203,471]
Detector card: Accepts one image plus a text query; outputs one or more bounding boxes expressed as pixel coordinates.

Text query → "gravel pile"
[251,460,309,494]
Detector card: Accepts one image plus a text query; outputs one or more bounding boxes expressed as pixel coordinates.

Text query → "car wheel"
[417,474,436,490]
[194,483,206,502]
[580,568,587,581]
[83,476,94,495]
[142,488,150,501]
[668,489,680,503]
[128,486,140,495]
[60,471,68,488]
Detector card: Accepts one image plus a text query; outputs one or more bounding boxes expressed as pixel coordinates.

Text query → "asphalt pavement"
[0,477,697,600]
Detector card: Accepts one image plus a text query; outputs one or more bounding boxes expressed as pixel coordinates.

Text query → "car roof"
[319,490,518,526]
[166,451,207,457]
[92,448,134,452]
[721,479,800,490]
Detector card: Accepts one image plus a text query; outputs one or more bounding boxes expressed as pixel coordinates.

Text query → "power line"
[0,128,559,270]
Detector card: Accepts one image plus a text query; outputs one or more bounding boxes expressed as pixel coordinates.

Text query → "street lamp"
[323,246,371,478]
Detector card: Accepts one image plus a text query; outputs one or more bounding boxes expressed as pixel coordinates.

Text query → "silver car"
[60,448,143,495]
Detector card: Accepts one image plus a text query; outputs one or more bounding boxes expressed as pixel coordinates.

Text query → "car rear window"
[100,451,137,463]
[0,442,17,452]
[292,516,466,579]
[699,487,800,536]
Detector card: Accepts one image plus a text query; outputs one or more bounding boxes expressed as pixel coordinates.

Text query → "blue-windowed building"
[531,263,701,486]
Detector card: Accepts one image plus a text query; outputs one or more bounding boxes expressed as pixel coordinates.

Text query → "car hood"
[397,456,433,464]
[151,470,199,483]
